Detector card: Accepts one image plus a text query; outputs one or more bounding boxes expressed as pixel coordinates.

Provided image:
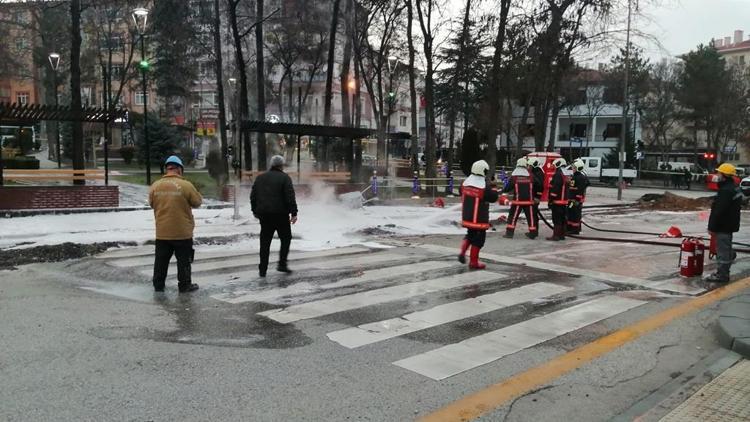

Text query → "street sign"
[636,151,643,160]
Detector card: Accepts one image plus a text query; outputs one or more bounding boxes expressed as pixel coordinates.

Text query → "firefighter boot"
[559,225,566,240]
[469,246,486,270]
[503,229,514,239]
[458,238,470,264]
[546,226,562,241]
[525,231,538,239]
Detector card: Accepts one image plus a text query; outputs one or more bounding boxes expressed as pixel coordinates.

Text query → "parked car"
[740,176,750,197]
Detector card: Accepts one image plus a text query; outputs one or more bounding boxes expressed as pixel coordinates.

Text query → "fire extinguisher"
[679,237,705,277]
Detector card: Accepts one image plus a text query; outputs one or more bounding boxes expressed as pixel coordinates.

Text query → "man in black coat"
[705,163,742,283]
[251,155,299,277]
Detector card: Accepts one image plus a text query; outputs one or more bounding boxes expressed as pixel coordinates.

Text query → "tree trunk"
[255,0,266,170]
[339,0,353,128]
[547,99,561,152]
[228,0,252,171]
[481,0,511,172]
[70,0,84,184]
[213,0,229,182]
[320,0,341,173]
[407,0,419,173]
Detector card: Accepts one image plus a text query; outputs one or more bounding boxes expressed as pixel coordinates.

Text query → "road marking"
[418,277,750,422]
[133,246,372,275]
[327,282,571,349]
[417,244,705,295]
[191,251,425,285]
[394,295,645,380]
[213,261,456,304]
[258,271,507,324]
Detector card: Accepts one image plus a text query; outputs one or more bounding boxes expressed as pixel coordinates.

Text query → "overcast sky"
[638,0,750,59]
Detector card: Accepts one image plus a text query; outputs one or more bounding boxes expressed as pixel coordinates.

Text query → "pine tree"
[151,0,199,102]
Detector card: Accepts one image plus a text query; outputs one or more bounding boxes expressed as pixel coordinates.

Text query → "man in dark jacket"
[251,155,298,277]
[528,157,545,234]
[705,163,742,283]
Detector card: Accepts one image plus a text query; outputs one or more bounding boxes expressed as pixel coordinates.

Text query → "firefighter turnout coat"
[461,174,499,230]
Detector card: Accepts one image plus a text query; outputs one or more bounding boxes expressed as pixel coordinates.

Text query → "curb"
[716,292,750,358]
[1,203,233,218]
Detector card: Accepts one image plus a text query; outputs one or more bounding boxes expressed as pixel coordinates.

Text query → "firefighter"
[503,157,537,239]
[528,157,545,234]
[547,157,568,241]
[458,160,499,269]
[567,158,590,235]
[704,163,743,283]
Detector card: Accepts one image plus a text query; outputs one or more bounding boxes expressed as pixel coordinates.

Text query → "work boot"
[503,229,514,239]
[458,238,470,264]
[469,246,486,270]
[259,265,267,278]
[178,283,199,293]
[277,264,293,274]
[525,231,538,239]
[559,226,566,240]
[703,272,729,283]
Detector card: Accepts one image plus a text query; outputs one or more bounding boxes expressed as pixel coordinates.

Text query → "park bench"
[2,169,105,183]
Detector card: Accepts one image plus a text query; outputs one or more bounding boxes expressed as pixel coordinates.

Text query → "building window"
[109,64,124,80]
[603,123,622,139]
[740,55,746,66]
[571,123,587,138]
[198,62,215,79]
[198,91,217,107]
[134,92,149,105]
[400,115,407,127]
[16,92,30,105]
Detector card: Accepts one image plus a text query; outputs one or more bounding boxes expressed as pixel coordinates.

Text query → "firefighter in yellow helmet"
[705,163,743,283]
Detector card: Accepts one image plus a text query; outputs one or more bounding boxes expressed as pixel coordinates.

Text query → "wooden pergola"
[0,102,128,186]
[239,120,411,177]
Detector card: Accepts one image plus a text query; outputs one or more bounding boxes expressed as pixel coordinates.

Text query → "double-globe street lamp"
[132,7,151,185]
[48,52,61,168]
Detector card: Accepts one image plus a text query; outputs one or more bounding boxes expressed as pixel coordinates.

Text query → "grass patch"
[113,172,222,200]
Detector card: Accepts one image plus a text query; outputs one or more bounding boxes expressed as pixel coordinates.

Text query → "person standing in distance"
[705,163,743,283]
[149,155,202,293]
[251,155,298,277]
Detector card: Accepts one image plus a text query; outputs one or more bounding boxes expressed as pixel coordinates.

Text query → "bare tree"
[70,0,84,181]
[406,0,419,172]
[640,60,681,161]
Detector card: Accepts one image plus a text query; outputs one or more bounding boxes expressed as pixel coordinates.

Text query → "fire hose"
[533,208,750,254]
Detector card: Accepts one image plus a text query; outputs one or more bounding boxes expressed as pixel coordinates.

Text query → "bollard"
[446,171,454,196]
[371,170,378,197]
[412,171,421,198]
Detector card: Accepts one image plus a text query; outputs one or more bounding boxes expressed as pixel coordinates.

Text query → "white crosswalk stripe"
[326,282,572,349]
[213,260,457,305]
[392,295,646,380]
[258,271,507,324]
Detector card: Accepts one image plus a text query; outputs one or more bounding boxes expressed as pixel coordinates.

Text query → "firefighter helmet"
[516,157,528,168]
[573,158,585,171]
[527,157,541,168]
[717,163,737,176]
[552,157,567,168]
[471,160,490,176]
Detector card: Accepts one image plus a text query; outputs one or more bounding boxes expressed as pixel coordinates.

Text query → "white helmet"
[572,158,585,171]
[516,157,528,168]
[552,157,567,168]
[527,157,541,168]
[471,160,490,176]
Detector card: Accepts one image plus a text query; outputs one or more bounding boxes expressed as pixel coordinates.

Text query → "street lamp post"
[132,7,151,185]
[48,52,61,168]
[617,0,633,201]
[386,55,398,176]
[228,77,240,220]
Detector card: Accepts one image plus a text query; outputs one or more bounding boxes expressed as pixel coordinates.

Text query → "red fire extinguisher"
[679,238,705,277]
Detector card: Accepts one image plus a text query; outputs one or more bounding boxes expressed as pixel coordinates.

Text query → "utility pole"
[617,0,632,201]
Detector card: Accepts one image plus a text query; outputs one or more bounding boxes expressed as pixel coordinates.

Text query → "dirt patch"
[0,241,137,270]
[637,192,713,211]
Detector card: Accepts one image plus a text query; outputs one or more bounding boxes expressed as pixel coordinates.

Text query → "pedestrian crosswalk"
[98,242,665,382]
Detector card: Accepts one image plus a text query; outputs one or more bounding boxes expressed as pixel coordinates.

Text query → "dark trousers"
[550,203,567,231]
[465,229,487,248]
[153,238,193,290]
[567,202,582,233]
[259,214,293,272]
[532,203,540,230]
[506,204,536,233]
[715,232,734,277]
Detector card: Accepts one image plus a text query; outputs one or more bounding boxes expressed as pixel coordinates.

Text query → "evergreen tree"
[460,128,484,176]
[133,113,183,171]
[151,0,199,102]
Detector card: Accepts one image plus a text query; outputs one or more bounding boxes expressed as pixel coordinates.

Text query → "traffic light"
[388,91,395,99]
[139,59,149,70]
[703,152,716,160]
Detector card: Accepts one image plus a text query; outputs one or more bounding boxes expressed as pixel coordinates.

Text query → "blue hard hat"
[165,155,183,168]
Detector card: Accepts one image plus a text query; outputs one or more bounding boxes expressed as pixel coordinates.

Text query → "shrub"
[120,145,135,164]
[3,156,40,169]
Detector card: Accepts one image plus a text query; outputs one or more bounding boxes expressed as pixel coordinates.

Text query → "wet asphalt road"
[2,208,750,421]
